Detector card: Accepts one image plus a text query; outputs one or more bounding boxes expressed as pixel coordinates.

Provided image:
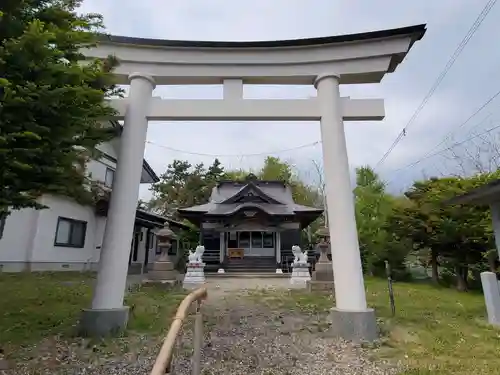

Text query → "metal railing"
[150,287,208,375]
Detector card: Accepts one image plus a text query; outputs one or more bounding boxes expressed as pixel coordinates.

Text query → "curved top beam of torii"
[84,24,426,122]
[86,24,425,86]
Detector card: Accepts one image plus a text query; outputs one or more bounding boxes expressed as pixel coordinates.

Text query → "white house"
[0,121,188,273]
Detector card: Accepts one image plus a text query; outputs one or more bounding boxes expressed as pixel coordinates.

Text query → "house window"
[0,213,6,239]
[105,167,115,188]
[54,217,87,248]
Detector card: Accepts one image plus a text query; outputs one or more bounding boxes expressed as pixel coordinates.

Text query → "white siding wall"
[87,158,116,185]
[87,140,118,185]
[30,195,98,269]
[0,195,99,271]
[0,208,37,267]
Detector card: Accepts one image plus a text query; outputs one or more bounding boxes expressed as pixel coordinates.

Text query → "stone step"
[224,269,280,273]
[227,260,276,265]
[226,264,277,269]
[206,273,289,279]
[226,261,276,266]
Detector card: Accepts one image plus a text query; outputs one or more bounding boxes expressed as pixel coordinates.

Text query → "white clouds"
[79,0,500,198]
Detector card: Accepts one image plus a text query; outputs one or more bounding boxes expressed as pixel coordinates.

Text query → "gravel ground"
[2,279,401,375]
[170,293,399,375]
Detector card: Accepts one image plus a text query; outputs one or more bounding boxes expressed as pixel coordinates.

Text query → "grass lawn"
[247,278,500,375]
[0,272,186,354]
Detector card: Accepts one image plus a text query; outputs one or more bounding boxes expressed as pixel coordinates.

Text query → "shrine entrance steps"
[224,256,277,274]
[206,273,288,279]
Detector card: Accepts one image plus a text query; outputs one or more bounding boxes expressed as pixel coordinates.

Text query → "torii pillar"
[316,74,376,341]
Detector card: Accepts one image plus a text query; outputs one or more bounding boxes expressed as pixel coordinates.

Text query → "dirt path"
[170,278,398,375]
[204,277,291,298]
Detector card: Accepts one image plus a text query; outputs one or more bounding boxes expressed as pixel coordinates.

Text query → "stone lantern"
[155,223,176,262]
[316,226,331,263]
[307,226,334,292]
[147,222,178,283]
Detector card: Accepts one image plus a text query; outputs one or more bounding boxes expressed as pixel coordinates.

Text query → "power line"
[387,123,500,179]
[403,88,500,164]
[375,0,498,168]
[146,140,321,157]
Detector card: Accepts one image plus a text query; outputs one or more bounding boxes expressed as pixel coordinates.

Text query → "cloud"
[78,0,500,199]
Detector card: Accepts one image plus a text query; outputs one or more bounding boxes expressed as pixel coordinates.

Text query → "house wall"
[87,141,118,184]
[0,136,159,272]
[0,195,100,272]
[0,208,38,271]
[0,194,153,272]
[87,141,153,185]
[146,230,158,266]
[87,158,116,184]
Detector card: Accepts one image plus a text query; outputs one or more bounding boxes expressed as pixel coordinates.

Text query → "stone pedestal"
[290,263,311,288]
[148,260,178,282]
[183,263,206,290]
[307,239,334,292]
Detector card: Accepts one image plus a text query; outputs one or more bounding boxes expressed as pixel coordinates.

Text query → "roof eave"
[142,159,160,183]
[136,209,191,230]
[446,179,500,206]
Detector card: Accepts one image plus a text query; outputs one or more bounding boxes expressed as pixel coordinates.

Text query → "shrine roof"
[177,179,323,217]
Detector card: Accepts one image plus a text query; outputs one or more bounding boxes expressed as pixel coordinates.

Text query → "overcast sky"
[80,0,500,199]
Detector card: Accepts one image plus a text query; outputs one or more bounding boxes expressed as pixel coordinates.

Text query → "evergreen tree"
[0,0,121,214]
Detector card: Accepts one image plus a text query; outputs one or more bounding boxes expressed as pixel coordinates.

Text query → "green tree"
[354,166,410,278]
[0,0,120,215]
[224,170,249,181]
[258,156,320,207]
[149,158,227,218]
[394,174,498,290]
[226,157,320,208]
[257,156,321,246]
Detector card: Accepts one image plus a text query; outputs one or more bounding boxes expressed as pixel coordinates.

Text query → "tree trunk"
[455,264,468,292]
[430,249,439,283]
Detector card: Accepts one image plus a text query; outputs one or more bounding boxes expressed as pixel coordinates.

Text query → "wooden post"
[192,302,203,375]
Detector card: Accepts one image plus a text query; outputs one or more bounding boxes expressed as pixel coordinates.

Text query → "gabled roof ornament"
[245,173,258,182]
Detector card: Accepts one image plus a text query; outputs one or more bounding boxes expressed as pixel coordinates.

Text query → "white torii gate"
[80,25,426,341]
